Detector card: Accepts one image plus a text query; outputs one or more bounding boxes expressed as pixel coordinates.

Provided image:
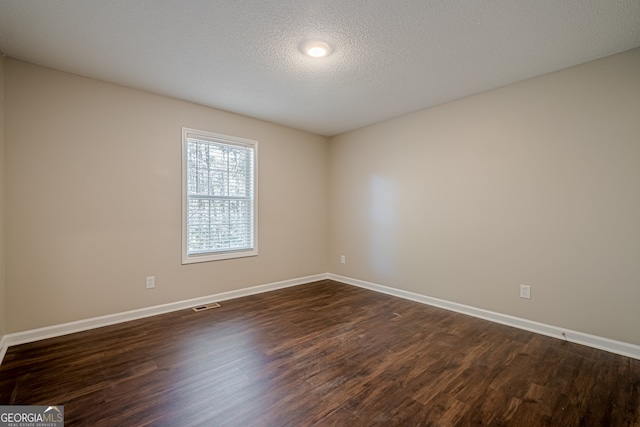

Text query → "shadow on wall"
[368,175,397,280]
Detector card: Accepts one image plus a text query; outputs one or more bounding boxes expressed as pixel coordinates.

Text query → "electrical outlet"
[146,276,155,289]
[519,284,531,299]
[340,255,346,264]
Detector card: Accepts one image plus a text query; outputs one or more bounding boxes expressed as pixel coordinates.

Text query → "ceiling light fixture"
[303,41,331,58]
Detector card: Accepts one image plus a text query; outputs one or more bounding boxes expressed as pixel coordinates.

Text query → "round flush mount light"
[303,41,332,58]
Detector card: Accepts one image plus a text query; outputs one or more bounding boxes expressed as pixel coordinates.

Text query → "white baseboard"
[0,335,8,365]
[329,273,640,360]
[0,273,329,365]
[2,272,638,366]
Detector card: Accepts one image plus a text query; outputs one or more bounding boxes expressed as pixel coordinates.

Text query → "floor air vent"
[192,302,221,312]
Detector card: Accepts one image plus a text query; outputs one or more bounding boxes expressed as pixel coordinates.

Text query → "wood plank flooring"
[1,279,639,426]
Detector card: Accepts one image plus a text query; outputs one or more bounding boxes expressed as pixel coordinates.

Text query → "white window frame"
[181,127,258,264]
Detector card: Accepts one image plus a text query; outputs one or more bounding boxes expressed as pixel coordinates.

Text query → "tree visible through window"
[182,128,257,263]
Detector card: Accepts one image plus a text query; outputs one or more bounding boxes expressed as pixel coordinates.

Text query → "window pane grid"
[185,133,255,258]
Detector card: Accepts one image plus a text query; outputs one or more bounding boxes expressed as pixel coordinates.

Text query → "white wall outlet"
[340,255,346,264]
[520,284,531,299]
[146,276,155,289]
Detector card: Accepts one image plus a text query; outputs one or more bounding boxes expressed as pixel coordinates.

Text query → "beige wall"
[0,54,5,337]
[329,48,640,346]
[4,49,640,347]
[4,59,328,333]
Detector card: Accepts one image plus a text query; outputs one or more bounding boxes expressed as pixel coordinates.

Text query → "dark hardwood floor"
[1,280,639,426]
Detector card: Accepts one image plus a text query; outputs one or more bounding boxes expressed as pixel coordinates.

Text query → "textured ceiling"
[0,1,639,137]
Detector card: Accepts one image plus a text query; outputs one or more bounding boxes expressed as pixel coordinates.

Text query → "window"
[182,128,257,264]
